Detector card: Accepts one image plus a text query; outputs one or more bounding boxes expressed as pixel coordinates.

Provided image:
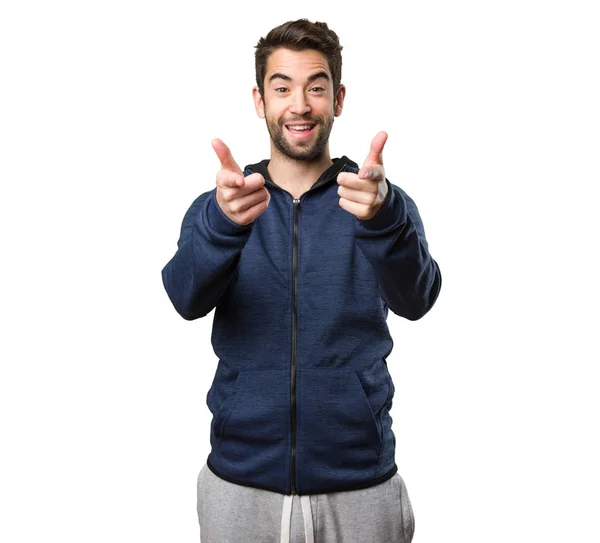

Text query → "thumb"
[212,138,243,175]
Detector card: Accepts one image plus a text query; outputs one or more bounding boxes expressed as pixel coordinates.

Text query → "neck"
[266,143,333,189]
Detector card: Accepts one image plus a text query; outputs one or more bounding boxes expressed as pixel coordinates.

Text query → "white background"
[1,1,599,542]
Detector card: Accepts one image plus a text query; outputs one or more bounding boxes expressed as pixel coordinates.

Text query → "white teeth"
[288,125,313,131]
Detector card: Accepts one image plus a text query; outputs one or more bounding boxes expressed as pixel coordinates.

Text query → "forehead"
[265,48,330,80]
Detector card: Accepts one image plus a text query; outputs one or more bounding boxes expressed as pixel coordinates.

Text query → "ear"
[252,86,265,119]
[334,84,346,117]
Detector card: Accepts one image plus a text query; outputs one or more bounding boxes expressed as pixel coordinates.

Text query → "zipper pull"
[293,198,300,205]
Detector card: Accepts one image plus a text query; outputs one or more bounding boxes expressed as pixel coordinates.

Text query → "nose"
[290,90,311,115]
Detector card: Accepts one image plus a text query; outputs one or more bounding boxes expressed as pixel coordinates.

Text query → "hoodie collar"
[244,156,358,193]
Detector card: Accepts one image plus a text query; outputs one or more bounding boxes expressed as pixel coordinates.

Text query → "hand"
[212,138,270,227]
[336,131,389,221]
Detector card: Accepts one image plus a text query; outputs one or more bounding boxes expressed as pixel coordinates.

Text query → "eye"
[311,87,325,92]
[275,87,288,93]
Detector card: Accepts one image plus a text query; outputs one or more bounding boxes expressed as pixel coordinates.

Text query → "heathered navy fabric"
[161,155,442,496]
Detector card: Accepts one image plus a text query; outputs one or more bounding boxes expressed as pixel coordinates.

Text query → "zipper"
[290,197,300,494]
[258,169,348,494]
[260,175,302,495]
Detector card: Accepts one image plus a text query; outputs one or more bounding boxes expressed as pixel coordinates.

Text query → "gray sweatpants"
[197,462,415,542]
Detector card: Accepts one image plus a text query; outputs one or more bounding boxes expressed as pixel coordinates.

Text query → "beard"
[265,113,334,162]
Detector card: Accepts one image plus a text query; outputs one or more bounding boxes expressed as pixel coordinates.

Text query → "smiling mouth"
[285,123,317,138]
[285,123,317,134]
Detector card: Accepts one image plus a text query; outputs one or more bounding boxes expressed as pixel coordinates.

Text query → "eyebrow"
[268,71,331,84]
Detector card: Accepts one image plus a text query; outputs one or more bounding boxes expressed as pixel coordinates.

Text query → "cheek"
[265,106,286,123]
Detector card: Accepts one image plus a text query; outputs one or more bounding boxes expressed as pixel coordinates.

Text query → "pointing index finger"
[212,138,243,175]
[364,131,388,167]
[359,131,388,180]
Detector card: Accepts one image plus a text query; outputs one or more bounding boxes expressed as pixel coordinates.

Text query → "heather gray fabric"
[196,462,415,542]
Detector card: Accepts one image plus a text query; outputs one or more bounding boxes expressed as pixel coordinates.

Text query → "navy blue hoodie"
[161,155,442,496]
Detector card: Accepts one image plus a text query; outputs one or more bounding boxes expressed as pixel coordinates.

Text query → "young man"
[161,18,442,543]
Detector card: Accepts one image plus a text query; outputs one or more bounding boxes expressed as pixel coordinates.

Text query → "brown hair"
[254,19,343,100]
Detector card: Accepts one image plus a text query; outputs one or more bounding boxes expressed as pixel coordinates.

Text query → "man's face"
[253,48,345,161]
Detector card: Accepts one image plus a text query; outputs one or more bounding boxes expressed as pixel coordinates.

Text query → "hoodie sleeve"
[161,189,254,320]
[353,178,442,321]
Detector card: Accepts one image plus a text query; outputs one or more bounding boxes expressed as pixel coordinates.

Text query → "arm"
[353,179,442,321]
[161,189,254,320]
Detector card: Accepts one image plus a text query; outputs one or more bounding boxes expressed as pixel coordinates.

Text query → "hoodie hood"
[244,155,358,193]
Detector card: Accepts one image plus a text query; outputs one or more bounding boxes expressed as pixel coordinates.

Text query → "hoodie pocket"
[213,381,241,441]
[297,368,384,480]
[207,361,241,436]
[215,369,289,462]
